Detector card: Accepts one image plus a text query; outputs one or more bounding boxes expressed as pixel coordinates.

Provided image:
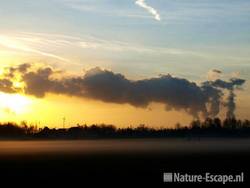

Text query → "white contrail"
[135,0,161,21]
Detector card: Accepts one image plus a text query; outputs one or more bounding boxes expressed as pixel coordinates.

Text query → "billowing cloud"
[135,0,161,21]
[0,64,246,119]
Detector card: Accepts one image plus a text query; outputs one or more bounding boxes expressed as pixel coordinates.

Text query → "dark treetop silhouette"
[0,117,250,139]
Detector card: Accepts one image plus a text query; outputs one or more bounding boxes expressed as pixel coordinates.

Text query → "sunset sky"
[0,0,250,128]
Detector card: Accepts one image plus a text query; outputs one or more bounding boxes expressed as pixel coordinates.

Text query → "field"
[0,139,249,186]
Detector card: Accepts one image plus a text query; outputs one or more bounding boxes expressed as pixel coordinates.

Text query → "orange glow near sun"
[0,92,32,115]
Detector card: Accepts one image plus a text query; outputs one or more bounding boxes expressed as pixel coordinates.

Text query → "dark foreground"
[0,139,249,186]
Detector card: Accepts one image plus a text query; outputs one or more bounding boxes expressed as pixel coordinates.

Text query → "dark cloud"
[22,67,57,98]
[0,78,15,93]
[206,78,245,90]
[0,64,246,119]
[212,69,222,74]
[3,63,31,78]
[16,63,31,73]
[80,69,210,118]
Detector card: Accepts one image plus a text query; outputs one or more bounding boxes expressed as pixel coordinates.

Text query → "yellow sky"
[0,90,249,128]
[0,92,192,128]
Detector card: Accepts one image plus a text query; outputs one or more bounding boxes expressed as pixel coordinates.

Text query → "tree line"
[0,117,250,139]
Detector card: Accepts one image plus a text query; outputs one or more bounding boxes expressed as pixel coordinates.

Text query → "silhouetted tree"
[190,120,201,129]
[175,123,181,130]
[213,118,222,129]
[242,120,250,128]
[0,117,250,139]
[0,122,26,138]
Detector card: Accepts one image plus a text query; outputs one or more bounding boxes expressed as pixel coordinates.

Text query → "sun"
[0,92,32,115]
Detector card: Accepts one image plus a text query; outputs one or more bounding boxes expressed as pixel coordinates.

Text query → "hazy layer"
[0,139,249,155]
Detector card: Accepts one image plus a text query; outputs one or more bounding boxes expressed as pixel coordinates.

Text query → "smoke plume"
[203,78,245,118]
